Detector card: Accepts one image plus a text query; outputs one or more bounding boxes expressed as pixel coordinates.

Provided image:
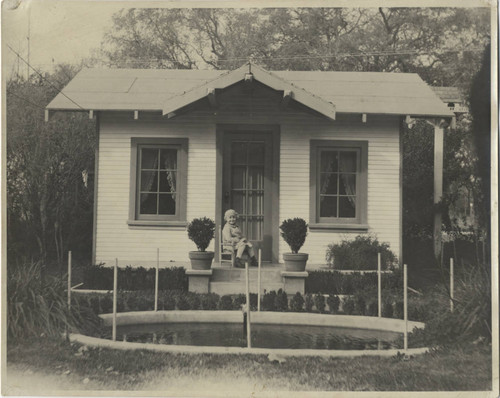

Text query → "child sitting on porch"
[222,209,258,268]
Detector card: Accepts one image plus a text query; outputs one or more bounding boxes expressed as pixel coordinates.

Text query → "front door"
[223,132,273,261]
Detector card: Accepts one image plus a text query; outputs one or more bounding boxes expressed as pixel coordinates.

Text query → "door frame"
[215,124,280,263]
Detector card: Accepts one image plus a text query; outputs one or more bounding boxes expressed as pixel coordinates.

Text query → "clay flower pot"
[189,251,215,270]
[283,253,309,272]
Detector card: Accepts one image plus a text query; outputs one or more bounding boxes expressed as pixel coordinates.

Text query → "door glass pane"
[320,151,338,172]
[248,166,264,189]
[320,173,338,195]
[339,196,356,218]
[320,196,337,217]
[339,151,357,172]
[248,142,265,164]
[140,193,157,214]
[159,171,176,193]
[160,149,177,170]
[231,142,247,164]
[231,191,246,214]
[141,148,159,169]
[248,191,263,215]
[158,193,176,215]
[141,171,158,192]
[231,166,246,189]
[339,174,356,195]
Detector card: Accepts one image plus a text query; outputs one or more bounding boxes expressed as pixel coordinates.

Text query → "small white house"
[47,63,453,268]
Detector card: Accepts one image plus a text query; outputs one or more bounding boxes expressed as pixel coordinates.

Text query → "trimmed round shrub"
[367,300,378,316]
[219,295,233,310]
[314,294,326,313]
[290,292,305,312]
[274,289,289,312]
[200,293,219,310]
[354,295,366,315]
[327,295,340,314]
[382,301,394,318]
[233,294,246,310]
[342,296,355,315]
[262,291,277,311]
[176,294,190,310]
[280,218,308,253]
[187,217,216,252]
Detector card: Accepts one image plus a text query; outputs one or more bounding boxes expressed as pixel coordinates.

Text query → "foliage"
[7,262,101,340]
[289,292,305,312]
[262,290,277,311]
[187,217,216,252]
[200,293,219,310]
[274,289,289,312]
[342,297,355,315]
[7,66,96,268]
[280,218,308,254]
[82,265,188,291]
[219,295,233,310]
[304,294,314,312]
[326,295,340,314]
[326,235,397,270]
[313,294,326,313]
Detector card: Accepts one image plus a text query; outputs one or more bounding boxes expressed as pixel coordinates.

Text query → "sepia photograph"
[1,1,498,396]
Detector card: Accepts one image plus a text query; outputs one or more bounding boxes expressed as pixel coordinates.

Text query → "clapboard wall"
[95,85,401,267]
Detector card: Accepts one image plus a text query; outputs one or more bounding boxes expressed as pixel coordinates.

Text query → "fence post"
[155,248,159,312]
[403,263,408,351]
[245,262,252,348]
[112,258,118,342]
[450,257,454,312]
[377,252,381,318]
[257,249,262,312]
[67,251,72,310]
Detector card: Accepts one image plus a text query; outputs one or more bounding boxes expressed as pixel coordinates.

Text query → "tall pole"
[257,249,262,312]
[67,251,72,310]
[245,262,251,348]
[155,248,159,312]
[27,9,30,80]
[112,258,118,341]
[433,123,444,259]
[403,264,408,351]
[377,252,382,317]
[450,258,454,312]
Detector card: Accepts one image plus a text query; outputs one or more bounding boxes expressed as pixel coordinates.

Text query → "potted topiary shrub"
[187,217,216,270]
[280,218,309,272]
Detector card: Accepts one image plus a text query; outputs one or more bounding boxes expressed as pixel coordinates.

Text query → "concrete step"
[211,268,283,283]
[210,281,284,296]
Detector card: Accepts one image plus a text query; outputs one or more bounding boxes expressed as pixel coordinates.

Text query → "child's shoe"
[250,256,258,267]
[234,257,244,268]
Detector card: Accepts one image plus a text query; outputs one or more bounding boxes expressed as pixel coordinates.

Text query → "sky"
[2,0,123,78]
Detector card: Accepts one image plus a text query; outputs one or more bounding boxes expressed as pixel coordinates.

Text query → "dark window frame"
[128,138,188,228]
[309,140,368,231]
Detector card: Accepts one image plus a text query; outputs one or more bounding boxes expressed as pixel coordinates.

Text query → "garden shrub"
[262,291,277,311]
[342,296,355,315]
[325,235,398,270]
[200,293,219,310]
[7,262,102,340]
[394,301,404,319]
[187,217,216,252]
[314,294,326,313]
[176,294,190,310]
[354,295,366,315]
[233,294,246,310]
[326,295,340,314]
[186,293,201,310]
[158,292,176,310]
[249,293,258,311]
[304,294,314,312]
[274,289,289,312]
[382,300,394,318]
[290,292,305,312]
[367,300,378,316]
[305,270,402,295]
[219,295,233,310]
[279,218,308,253]
[82,265,188,291]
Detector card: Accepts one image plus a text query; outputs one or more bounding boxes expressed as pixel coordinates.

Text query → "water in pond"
[107,323,403,350]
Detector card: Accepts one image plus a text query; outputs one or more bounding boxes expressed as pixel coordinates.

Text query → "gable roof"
[46,63,453,118]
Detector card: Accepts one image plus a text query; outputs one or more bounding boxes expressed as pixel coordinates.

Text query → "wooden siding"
[95,113,217,266]
[279,116,401,265]
[95,84,401,267]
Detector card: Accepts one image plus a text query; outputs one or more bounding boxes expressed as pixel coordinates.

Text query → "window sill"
[309,223,369,232]
[127,220,187,229]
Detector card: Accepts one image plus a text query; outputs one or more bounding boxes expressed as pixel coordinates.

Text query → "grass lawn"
[5,337,492,394]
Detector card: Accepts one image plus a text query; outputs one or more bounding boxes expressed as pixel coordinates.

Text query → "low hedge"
[74,289,421,321]
[82,265,188,291]
[305,269,403,295]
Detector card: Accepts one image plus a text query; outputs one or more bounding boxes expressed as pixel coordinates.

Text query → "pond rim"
[72,310,430,358]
